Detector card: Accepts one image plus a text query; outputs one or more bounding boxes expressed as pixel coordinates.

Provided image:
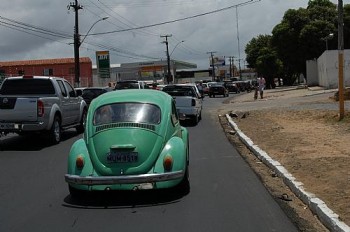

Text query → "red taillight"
[191,99,196,106]
[76,155,84,169]
[163,155,173,171]
[37,100,44,117]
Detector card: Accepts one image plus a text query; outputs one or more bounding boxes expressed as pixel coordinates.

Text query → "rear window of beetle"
[93,103,161,125]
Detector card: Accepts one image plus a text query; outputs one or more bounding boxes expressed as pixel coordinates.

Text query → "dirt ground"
[217,87,350,231]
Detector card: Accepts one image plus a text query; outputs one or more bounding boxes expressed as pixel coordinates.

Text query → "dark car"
[208,84,229,98]
[225,82,240,94]
[114,80,149,90]
[81,87,111,107]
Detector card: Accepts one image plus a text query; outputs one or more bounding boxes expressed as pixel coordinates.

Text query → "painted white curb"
[226,114,350,232]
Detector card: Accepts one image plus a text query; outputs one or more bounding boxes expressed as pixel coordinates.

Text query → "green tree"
[245,35,271,69]
[271,0,337,85]
[256,48,283,88]
[245,35,282,88]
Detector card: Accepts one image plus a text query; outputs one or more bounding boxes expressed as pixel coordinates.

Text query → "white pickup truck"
[0,75,87,144]
[162,84,203,125]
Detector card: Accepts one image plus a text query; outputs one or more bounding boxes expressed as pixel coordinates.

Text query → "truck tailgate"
[172,96,193,107]
[0,97,38,122]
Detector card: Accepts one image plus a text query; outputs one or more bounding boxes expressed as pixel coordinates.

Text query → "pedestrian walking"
[258,76,266,99]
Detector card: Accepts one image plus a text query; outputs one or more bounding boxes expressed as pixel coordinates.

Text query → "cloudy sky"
[0,0,345,69]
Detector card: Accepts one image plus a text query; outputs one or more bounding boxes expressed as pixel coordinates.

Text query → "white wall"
[317,50,350,89]
[306,59,318,86]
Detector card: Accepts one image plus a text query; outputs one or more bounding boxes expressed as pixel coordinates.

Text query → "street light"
[74,16,108,87]
[80,17,109,45]
[170,40,184,56]
[322,33,334,50]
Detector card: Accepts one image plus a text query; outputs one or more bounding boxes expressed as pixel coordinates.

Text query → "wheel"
[48,115,61,144]
[69,185,85,199]
[76,108,87,134]
[176,164,190,195]
[192,114,199,125]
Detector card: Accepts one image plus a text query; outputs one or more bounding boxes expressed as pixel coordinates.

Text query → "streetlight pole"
[338,0,345,120]
[161,34,172,84]
[207,51,217,81]
[323,33,334,51]
[235,6,242,80]
[170,40,184,57]
[80,17,109,45]
[69,0,108,87]
[70,0,83,87]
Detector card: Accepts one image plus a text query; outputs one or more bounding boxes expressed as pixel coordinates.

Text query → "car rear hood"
[87,128,164,176]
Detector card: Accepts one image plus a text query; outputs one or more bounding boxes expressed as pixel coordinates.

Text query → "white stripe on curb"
[226,114,350,232]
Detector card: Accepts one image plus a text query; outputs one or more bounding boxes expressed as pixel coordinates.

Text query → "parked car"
[74,87,86,97]
[65,90,190,196]
[208,84,229,98]
[162,84,203,125]
[81,87,111,107]
[225,82,240,94]
[114,80,149,90]
[202,83,209,95]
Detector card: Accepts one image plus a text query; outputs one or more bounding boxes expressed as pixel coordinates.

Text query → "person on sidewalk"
[258,76,266,99]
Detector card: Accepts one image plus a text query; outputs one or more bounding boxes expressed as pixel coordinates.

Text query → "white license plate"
[107,151,138,163]
[0,123,19,130]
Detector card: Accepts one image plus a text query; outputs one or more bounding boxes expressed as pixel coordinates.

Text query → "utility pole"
[207,51,217,81]
[235,6,242,80]
[69,0,83,87]
[161,34,172,84]
[228,56,235,78]
[338,0,345,120]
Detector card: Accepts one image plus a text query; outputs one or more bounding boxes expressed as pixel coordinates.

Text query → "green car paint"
[65,89,189,193]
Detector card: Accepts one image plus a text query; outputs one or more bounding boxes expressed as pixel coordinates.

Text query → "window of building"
[43,68,53,76]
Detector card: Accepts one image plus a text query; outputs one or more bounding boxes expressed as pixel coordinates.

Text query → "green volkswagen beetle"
[65,89,189,196]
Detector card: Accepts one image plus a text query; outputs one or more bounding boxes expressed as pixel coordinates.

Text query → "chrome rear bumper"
[65,170,184,185]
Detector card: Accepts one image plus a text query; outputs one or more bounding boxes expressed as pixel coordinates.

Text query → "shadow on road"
[0,130,81,151]
[62,188,189,209]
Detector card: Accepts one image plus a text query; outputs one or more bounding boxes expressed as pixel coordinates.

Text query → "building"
[0,57,93,87]
[93,59,197,87]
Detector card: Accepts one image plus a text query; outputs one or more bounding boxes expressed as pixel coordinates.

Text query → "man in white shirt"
[258,77,266,99]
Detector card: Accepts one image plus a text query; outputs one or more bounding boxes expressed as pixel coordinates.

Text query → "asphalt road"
[0,95,299,232]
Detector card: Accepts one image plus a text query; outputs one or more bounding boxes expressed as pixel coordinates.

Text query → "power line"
[88,0,261,36]
[91,0,160,37]
[0,16,72,39]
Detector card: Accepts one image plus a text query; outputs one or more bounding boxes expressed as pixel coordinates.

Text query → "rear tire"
[76,108,87,134]
[176,165,190,195]
[192,114,199,125]
[69,185,84,199]
[49,115,61,144]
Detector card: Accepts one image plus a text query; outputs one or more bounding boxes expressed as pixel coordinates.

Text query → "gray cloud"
[0,0,325,69]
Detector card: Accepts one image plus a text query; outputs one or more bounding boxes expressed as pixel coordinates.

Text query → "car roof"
[83,87,110,90]
[6,75,65,80]
[90,89,172,107]
[117,80,139,83]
